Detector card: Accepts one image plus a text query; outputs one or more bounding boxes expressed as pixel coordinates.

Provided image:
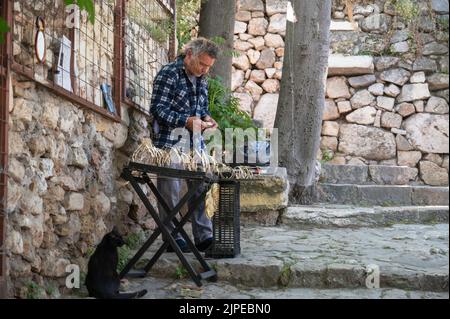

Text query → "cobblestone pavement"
[124,276,449,299]
[124,223,448,295]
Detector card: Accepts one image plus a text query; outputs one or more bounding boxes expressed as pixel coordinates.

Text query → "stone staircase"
[316,164,449,206]
[122,164,448,299]
[127,223,448,296]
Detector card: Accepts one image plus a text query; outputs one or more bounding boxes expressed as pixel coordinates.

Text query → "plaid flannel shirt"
[150,56,211,150]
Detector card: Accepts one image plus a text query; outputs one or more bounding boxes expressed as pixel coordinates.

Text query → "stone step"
[316,184,449,206]
[130,224,449,292]
[328,55,374,76]
[122,277,449,299]
[330,21,358,31]
[282,205,449,229]
[320,164,422,186]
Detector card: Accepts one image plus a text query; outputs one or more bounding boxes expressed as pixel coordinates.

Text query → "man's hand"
[186,116,219,132]
[202,116,219,130]
[186,116,213,132]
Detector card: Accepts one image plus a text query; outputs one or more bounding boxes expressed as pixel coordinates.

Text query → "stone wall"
[232,0,449,186]
[6,73,160,298]
[5,0,164,298]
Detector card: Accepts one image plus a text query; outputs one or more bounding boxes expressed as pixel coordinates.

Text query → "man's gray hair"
[181,37,220,59]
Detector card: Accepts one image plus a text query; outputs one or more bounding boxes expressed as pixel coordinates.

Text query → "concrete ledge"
[328,55,374,76]
[320,164,422,186]
[282,205,449,228]
[239,168,289,214]
[316,184,449,206]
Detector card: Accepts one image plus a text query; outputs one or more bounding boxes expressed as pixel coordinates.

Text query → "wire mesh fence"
[123,0,173,114]
[10,0,175,118]
[12,0,117,114]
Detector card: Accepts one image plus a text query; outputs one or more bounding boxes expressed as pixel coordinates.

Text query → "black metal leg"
[124,172,203,286]
[143,179,210,272]
[145,177,214,274]
[120,169,198,276]
[119,168,217,287]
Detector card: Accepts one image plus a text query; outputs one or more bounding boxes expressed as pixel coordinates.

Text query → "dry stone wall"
[7,73,158,298]
[6,0,162,298]
[232,0,449,186]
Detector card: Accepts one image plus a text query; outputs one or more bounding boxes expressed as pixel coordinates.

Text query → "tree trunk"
[198,0,235,89]
[274,0,332,204]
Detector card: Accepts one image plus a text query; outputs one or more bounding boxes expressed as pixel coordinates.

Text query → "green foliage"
[208,77,256,132]
[436,15,449,32]
[321,149,334,164]
[0,17,10,44]
[278,261,296,287]
[115,231,147,273]
[86,246,95,258]
[175,265,189,279]
[128,6,173,44]
[125,231,146,250]
[45,283,59,298]
[79,271,87,286]
[148,22,173,44]
[25,281,45,299]
[64,0,96,24]
[176,0,201,48]
[392,0,420,24]
[117,245,132,273]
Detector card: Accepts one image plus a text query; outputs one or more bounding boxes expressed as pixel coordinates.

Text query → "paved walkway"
[123,223,448,295]
[124,276,449,299]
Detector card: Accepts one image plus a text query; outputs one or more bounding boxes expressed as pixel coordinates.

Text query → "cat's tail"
[115,289,148,299]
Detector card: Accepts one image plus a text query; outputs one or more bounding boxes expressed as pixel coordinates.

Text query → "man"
[150,38,220,253]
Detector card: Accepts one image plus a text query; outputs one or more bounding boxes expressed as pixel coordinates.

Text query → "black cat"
[85,227,147,299]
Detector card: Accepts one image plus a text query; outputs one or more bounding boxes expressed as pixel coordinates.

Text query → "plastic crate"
[205,180,240,258]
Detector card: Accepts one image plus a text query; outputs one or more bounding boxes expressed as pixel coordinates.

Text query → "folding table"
[119,162,218,287]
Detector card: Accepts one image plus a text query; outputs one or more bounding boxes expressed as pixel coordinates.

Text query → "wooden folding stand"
[119,162,218,287]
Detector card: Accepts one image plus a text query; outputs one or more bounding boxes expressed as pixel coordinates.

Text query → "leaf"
[65,0,96,24]
[0,17,10,44]
[79,0,96,24]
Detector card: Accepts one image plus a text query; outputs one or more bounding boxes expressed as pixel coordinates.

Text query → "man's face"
[185,51,216,77]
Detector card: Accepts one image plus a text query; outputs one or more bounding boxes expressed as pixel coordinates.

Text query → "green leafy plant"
[385,0,424,56]
[125,231,146,250]
[176,0,202,48]
[147,24,172,44]
[208,77,256,132]
[321,149,334,164]
[128,6,173,44]
[26,281,45,299]
[64,0,96,24]
[436,15,449,31]
[278,261,296,287]
[117,245,132,273]
[175,265,189,279]
[392,0,420,24]
[0,17,10,44]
